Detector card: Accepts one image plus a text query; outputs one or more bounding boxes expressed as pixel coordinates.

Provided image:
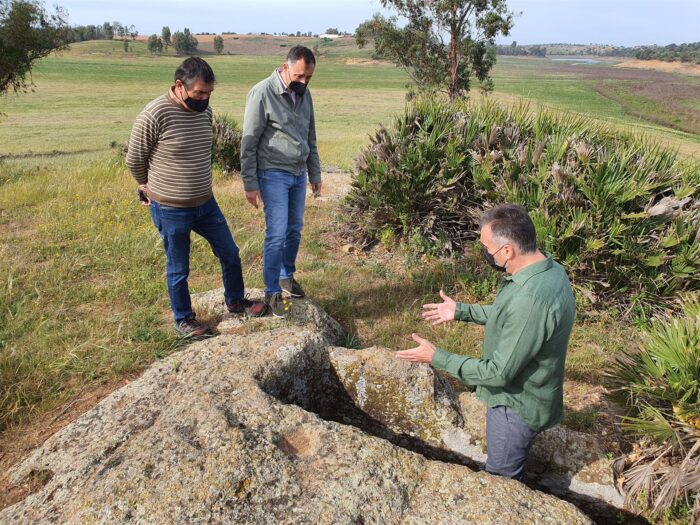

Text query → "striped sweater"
[126,91,213,207]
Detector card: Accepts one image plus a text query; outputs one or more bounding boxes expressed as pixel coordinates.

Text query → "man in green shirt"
[396,204,576,481]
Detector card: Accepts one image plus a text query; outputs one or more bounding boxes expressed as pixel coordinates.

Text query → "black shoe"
[175,316,213,340]
[280,277,305,298]
[265,292,291,318]
[227,297,268,317]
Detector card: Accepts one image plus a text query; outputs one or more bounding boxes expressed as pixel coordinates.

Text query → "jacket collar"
[271,69,288,96]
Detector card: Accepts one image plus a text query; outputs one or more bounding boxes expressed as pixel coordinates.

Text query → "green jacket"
[431,256,575,432]
[240,70,321,192]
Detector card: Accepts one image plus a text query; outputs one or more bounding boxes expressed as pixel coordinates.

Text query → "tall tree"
[161,25,170,47]
[356,1,513,100]
[172,28,197,55]
[213,35,224,54]
[0,0,70,94]
[147,34,163,54]
[102,21,113,40]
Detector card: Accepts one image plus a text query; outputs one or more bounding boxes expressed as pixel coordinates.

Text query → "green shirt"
[431,256,575,432]
[240,70,321,192]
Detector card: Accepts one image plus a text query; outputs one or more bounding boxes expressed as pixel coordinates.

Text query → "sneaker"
[280,277,305,298]
[227,297,268,317]
[265,292,291,319]
[175,316,213,339]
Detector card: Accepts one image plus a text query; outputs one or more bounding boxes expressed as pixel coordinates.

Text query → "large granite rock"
[1,290,590,524]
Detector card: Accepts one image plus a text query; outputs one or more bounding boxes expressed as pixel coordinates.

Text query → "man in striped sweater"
[126,57,266,339]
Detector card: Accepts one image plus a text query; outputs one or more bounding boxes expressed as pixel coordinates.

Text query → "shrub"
[606,294,700,521]
[343,98,700,314]
[211,113,242,174]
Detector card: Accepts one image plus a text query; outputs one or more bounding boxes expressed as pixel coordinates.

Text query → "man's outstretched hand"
[395,333,436,364]
[422,290,456,325]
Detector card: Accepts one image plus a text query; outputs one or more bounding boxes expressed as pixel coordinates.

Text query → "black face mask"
[481,245,507,272]
[289,81,307,96]
[181,87,209,112]
[184,96,209,112]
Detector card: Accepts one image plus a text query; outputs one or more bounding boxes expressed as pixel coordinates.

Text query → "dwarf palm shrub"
[344,98,700,313]
[212,113,242,174]
[607,295,700,521]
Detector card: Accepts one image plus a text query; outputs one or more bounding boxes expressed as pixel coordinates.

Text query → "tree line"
[607,42,700,64]
[494,42,546,57]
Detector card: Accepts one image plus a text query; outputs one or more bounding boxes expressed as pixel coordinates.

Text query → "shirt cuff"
[431,347,451,371]
[242,179,260,192]
[454,303,471,322]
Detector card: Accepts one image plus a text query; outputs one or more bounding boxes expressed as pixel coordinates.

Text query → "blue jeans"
[485,405,539,481]
[258,169,307,294]
[149,197,245,323]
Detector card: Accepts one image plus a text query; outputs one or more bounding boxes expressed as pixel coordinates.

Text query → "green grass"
[0,54,408,170]
[486,57,700,157]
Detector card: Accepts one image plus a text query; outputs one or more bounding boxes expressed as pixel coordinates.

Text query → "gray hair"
[480,204,538,253]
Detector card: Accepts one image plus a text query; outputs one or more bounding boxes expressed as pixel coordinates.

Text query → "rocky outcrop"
[1,290,591,524]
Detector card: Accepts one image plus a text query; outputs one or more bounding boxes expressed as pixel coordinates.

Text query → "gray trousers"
[485,405,539,481]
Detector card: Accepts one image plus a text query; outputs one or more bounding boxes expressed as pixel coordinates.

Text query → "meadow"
[1,37,698,495]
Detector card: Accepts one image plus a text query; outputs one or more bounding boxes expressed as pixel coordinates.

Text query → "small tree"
[161,25,170,47]
[147,34,163,54]
[213,35,224,54]
[123,38,128,52]
[325,27,339,35]
[172,27,198,55]
[0,0,71,95]
[356,1,513,100]
[102,21,114,40]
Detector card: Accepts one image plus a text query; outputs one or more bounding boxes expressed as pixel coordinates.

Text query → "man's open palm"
[422,290,456,325]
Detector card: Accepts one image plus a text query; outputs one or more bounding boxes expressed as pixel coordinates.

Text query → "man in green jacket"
[396,204,576,481]
[240,46,322,318]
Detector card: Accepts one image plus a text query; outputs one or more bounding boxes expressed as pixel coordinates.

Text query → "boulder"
[0,291,590,524]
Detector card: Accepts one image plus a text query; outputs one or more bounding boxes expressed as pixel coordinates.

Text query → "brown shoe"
[227,297,268,317]
[175,316,213,339]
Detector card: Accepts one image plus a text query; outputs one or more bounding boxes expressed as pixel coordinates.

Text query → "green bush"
[606,295,700,520]
[211,113,242,174]
[343,98,700,314]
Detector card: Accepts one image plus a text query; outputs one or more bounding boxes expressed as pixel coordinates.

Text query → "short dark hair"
[480,204,538,253]
[174,57,216,87]
[286,45,316,66]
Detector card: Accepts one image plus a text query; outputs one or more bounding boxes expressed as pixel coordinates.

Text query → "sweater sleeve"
[125,109,159,184]
[306,94,321,184]
[240,88,267,192]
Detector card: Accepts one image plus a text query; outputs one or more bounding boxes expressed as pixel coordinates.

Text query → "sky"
[56,0,699,47]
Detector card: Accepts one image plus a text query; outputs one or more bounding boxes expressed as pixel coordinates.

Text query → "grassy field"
[1,39,698,486]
